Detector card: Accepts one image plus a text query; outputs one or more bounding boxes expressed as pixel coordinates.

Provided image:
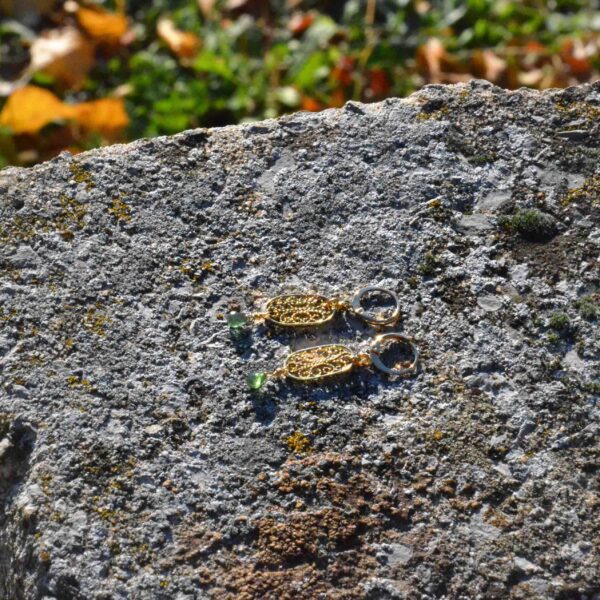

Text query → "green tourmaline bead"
[227,311,247,330]
[247,372,267,390]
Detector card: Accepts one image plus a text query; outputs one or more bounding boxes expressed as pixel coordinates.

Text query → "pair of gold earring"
[226,286,420,390]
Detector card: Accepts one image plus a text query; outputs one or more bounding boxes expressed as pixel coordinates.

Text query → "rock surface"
[0,80,599,600]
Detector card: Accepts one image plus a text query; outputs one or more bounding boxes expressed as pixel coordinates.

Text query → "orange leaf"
[329,88,346,108]
[331,57,355,87]
[288,12,314,35]
[76,6,129,45]
[301,96,322,112]
[0,86,73,134]
[157,17,201,59]
[29,26,95,90]
[72,98,129,139]
[367,68,390,97]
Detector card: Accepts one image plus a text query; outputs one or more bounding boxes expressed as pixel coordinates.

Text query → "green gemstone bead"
[227,311,247,330]
[247,372,267,390]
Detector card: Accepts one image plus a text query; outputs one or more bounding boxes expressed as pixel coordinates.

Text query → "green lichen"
[417,105,450,121]
[417,252,444,276]
[555,99,600,126]
[499,209,556,242]
[548,312,570,331]
[468,153,497,166]
[56,194,87,240]
[546,332,561,345]
[407,275,420,289]
[575,295,598,321]
[109,196,132,222]
[69,162,95,191]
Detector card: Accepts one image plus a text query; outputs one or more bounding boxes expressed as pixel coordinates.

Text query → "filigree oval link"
[265,294,335,327]
[284,344,356,381]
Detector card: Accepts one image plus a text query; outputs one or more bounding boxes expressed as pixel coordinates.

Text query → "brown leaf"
[29,26,95,90]
[416,38,470,84]
[471,49,506,84]
[560,39,593,79]
[288,12,314,35]
[367,68,391,97]
[331,56,355,87]
[157,17,201,60]
[416,38,446,83]
[0,85,73,134]
[76,5,129,46]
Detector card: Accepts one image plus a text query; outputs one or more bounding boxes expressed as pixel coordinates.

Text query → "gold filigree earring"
[246,333,419,390]
[227,286,401,331]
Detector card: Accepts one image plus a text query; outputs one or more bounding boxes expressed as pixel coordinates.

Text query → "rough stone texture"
[0,80,599,600]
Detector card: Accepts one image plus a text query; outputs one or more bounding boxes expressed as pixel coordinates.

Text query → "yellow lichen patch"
[561,175,600,207]
[83,306,111,336]
[67,375,93,391]
[555,100,600,125]
[178,259,197,281]
[417,105,450,121]
[69,162,95,191]
[56,194,87,239]
[109,196,132,222]
[287,431,313,455]
[0,308,17,322]
[0,214,50,244]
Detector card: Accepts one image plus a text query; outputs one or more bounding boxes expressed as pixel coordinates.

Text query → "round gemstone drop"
[227,311,247,330]
[246,372,267,390]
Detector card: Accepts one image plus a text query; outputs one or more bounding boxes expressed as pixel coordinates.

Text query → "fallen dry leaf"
[331,56,355,87]
[76,5,129,46]
[288,12,314,35]
[29,26,95,89]
[367,68,391,97]
[72,98,129,138]
[416,38,470,84]
[0,85,128,139]
[301,96,322,112]
[471,49,506,84]
[157,17,201,60]
[560,38,593,78]
[0,85,72,134]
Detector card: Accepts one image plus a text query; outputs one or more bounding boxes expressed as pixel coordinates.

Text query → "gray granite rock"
[1,80,599,600]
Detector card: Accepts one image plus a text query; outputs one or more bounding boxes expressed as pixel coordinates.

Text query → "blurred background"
[0,0,598,167]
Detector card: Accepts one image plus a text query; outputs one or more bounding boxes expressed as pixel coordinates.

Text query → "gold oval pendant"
[285,344,355,381]
[266,294,335,327]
